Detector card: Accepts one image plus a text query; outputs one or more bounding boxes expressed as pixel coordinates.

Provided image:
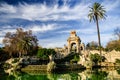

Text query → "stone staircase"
[21,65,47,71]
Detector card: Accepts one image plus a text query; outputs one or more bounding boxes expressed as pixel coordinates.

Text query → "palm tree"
[88,2,106,63]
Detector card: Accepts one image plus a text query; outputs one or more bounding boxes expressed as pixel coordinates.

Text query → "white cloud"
[0,3,16,13]
[0,23,60,46]
[27,24,57,33]
[0,25,16,45]
[0,25,16,36]
[0,0,120,48]
[0,23,59,35]
[57,28,96,35]
[102,0,120,12]
[0,2,90,21]
[2,29,16,33]
[95,15,120,39]
[78,28,96,34]
[39,37,67,48]
[39,30,114,48]
[80,33,114,47]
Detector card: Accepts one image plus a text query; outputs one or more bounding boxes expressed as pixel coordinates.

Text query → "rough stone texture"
[67,30,81,53]
[21,65,47,71]
[84,50,120,63]
[54,31,120,64]
[54,31,85,59]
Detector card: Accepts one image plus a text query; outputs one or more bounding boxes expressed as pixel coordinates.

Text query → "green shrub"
[70,55,80,64]
[12,58,20,63]
[90,53,102,65]
[37,48,56,59]
[3,63,12,69]
[117,69,120,74]
[55,52,80,64]
[115,59,120,64]
[106,40,120,51]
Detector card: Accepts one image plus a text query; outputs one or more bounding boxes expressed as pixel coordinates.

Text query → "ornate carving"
[67,31,81,53]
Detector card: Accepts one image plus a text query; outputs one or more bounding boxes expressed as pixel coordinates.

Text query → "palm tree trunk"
[95,15,102,65]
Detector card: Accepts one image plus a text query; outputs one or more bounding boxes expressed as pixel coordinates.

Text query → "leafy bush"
[115,59,120,64]
[0,48,9,61]
[91,70,108,80]
[90,53,102,65]
[106,40,120,51]
[37,48,56,59]
[3,63,12,69]
[12,58,20,63]
[117,69,120,74]
[70,55,80,64]
[55,52,80,64]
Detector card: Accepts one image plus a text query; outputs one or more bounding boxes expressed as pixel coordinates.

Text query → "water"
[1,67,120,80]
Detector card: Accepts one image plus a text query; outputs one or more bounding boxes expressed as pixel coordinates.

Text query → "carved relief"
[67,30,81,53]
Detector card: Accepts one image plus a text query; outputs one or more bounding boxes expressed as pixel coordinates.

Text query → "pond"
[1,67,120,80]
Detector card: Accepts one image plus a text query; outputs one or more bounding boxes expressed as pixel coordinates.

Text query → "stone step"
[22,65,47,70]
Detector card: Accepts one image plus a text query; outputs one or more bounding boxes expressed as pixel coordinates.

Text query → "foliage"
[88,2,106,57]
[88,2,106,22]
[69,72,81,80]
[85,61,93,69]
[91,70,108,80]
[86,41,98,50]
[86,41,105,50]
[3,63,12,70]
[90,53,102,65]
[105,27,120,51]
[106,40,120,51]
[0,47,9,61]
[55,52,79,64]
[115,59,120,64]
[117,68,120,74]
[70,55,80,63]
[12,58,20,63]
[37,48,56,59]
[0,47,11,61]
[3,28,38,57]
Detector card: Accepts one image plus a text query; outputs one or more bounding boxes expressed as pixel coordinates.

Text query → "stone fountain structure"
[54,30,85,58]
[54,30,120,66]
[54,30,88,65]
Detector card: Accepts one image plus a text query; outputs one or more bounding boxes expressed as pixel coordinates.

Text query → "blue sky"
[0,0,120,48]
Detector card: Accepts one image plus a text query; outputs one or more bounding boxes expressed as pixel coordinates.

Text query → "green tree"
[90,53,102,65]
[0,47,9,61]
[86,41,98,50]
[88,2,106,59]
[3,28,38,57]
[71,54,80,64]
[106,40,120,51]
[91,70,108,80]
[115,59,120,64]
[37,48,56,59]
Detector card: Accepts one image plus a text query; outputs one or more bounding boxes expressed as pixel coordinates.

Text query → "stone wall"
[87,50,120,63]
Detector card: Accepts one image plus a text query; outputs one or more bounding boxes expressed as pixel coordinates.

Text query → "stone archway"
[67,31,81,53]
[80,43,85,51]
[71,42,77,53]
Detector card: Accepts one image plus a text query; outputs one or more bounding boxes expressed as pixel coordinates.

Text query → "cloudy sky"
[0,0,120,48]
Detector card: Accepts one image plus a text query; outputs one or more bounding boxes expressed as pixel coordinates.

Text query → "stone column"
[76,41,80,53]
[67,41,71,53]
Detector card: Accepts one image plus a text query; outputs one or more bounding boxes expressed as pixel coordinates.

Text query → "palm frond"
[88,2,106,22]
